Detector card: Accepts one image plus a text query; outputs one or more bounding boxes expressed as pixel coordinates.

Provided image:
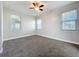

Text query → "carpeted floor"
[0,35,79,57]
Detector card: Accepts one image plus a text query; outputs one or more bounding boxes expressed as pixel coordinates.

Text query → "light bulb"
[35,7,39,11]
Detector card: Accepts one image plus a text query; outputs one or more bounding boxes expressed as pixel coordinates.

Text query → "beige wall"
[3,7,35,41]
[37,2,79,44]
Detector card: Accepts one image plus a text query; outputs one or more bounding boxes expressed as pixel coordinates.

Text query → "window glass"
[37,18,42,30]
[62,10,77,30]
[11,15,21,32]
[62,10,77,21]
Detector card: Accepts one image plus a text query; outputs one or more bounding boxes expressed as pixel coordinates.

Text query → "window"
[36,16,42,30]
[11,15,21,32]
[62,10,77,30]
[37,18,42,29]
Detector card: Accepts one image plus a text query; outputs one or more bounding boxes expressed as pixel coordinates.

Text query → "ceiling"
[3,1,75,16]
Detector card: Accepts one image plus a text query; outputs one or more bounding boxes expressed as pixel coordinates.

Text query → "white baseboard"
[3,33,79,45]
[37,34,79,45]
[3,34,34,41]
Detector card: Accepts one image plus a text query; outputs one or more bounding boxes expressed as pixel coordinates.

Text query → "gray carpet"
[0,35,79,57]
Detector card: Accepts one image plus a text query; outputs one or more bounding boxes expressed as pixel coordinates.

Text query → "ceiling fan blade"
[36,3,39,6]
[40,5,44,8]
[29,7,34,9]
[32,3,36,6]
[40,9,43,11]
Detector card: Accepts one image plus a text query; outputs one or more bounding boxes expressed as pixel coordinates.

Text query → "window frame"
[10,15,21,32]
[35,16,42,30]
[61,9,77,31]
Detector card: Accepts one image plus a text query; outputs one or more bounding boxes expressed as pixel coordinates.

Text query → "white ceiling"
[3,1,75,16]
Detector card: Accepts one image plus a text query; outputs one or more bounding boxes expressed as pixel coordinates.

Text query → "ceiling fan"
[29,2,44,11]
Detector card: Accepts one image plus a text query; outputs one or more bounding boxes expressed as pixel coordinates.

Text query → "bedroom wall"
[3,7,35,41]
[0,1,3,53]
[0,1,2,53]
[37,2,79,44]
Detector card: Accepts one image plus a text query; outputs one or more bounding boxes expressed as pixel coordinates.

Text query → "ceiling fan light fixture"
[35,7,39,11]
[29,2,44,11]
